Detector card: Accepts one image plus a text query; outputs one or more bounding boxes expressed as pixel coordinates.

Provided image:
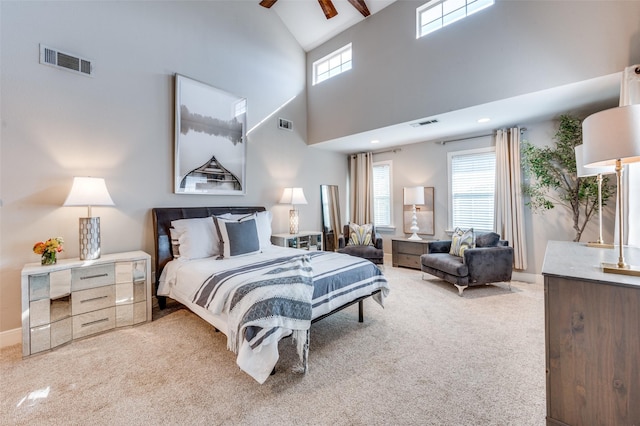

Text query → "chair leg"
[454,284,467,296]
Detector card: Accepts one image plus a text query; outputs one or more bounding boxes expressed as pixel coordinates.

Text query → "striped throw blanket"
[192,254,314,381]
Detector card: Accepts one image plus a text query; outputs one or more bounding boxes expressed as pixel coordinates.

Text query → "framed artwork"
[403,187,435,235]
[174,74,247,195]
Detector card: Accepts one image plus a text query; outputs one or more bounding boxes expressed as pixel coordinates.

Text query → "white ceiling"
[266,0,622,154]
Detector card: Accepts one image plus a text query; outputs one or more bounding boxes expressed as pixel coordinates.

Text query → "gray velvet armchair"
[337,224,384,266]
[420,232,513,296]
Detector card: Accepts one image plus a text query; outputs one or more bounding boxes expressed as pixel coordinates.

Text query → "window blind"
[373,162,391,227]
[450,150,495,231]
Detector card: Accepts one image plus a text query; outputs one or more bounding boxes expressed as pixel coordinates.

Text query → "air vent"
[39,44,94,77]
[410,118,439,127]
[278,118,293,131]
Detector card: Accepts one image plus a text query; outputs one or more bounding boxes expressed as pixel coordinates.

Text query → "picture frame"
[403,187,435,235]
[174,74,247,195]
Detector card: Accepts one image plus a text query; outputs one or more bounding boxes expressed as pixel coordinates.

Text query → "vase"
[41,251,57,265]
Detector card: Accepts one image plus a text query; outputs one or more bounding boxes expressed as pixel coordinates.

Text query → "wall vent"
[278,118,293,131]
[410,118,439,127]
[39,44,94,77]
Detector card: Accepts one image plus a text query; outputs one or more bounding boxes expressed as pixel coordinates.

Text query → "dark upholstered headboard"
[152,206,266,296]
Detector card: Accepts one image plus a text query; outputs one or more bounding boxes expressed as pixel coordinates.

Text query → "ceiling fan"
[259,0,370,20]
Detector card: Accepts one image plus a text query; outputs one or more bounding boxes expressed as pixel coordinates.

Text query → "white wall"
[373,118,616,276]
[307,0,640,144]
[0,1,347,333]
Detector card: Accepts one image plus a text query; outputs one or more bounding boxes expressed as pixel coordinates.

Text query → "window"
[373,161,393,228]
[416,0,494,38]
[448,147,495,232]
[312,43,352,85]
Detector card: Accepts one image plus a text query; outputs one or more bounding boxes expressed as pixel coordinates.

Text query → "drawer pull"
[81,317,109,327]
[80,295,108,303]
[80,273,109,280]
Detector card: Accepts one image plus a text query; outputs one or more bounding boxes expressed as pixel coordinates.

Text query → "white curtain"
[349,152,374,224]
[494,128,527,270]
[617,65,640,247]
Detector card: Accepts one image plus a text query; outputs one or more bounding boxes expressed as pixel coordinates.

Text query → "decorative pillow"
[254,210,273,249]
[348,223,374,246]
[449,227,475,257]
[475,232,500,248]
[213,215,261,258]
[170,217,219,260]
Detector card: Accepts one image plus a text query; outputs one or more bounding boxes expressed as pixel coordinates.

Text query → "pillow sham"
[449,227,475,257]
[213,215,261,258]
[170,217,220,260]
[348,223,374,246]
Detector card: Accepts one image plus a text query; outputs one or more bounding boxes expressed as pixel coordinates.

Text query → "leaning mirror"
[320,185,342,251]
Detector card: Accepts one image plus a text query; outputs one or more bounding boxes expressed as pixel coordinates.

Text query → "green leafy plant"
[521,114,614,242]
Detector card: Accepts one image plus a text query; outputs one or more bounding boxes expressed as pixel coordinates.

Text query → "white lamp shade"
[403,186,425,205]
[63,177,115,207]
[574,144,615,177]
[582,105,640,167]
[279,187,307,205]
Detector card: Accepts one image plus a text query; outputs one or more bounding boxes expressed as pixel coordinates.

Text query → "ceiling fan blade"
[318,0,338,19]
[259,0,278,8]
[347,0,370,17]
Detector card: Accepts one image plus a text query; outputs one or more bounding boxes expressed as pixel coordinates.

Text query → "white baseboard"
[0,327,22,349]
[512,271,543,284]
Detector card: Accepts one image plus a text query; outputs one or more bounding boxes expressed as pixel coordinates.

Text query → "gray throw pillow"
[475,232,500,248]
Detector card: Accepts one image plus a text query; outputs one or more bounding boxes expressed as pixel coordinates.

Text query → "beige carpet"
[1,265,546,425]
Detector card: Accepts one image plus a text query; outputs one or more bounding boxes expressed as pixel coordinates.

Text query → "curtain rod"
[435,127,527,145]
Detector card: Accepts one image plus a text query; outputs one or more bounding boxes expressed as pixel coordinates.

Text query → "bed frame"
[152,206,379,320]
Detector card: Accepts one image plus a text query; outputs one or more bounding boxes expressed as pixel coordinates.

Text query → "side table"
[271,232,323,251]
[391,238,434,269]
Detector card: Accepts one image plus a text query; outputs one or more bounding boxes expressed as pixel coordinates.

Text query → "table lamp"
[404,186,425,240]
[280,187,307,234]
[574,144,615,248]
[582,105,640,276]
[63,177,115,260]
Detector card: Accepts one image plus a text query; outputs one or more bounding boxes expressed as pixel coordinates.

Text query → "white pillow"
[255,210,273,249]
[213,215,261,258]
[170,217,219,260]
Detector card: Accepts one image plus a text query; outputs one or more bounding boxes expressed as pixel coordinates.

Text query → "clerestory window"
[417,0,494,38]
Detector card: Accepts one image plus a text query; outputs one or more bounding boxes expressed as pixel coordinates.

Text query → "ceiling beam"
[318,0,338,19]
[259,0,278,8]
[347,0,370,17]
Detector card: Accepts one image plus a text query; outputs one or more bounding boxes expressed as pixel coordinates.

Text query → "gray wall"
[0,2,346,333]
[307,0,640,144]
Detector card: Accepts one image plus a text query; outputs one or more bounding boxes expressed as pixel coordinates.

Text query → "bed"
[152,206,390,383]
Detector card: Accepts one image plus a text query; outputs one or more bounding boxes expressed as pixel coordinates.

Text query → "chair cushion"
[348,223,374,246]
[449,227,475,257]
[476,232,500,248]
[421,253,468,277]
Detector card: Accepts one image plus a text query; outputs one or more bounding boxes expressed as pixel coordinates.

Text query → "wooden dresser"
[391,238,432,269]
[542,241,640,425]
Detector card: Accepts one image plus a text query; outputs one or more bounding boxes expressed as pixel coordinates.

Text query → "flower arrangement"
[33,237,64,265]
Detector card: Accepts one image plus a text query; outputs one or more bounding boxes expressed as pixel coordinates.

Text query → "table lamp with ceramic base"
[279,187,307,234]
[63,177,115,260]
[404,186,425,241]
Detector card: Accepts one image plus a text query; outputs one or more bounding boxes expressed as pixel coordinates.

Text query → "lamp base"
[79,217,101,260]
[289,209,299,234]
[601,262,640,277]
[587,241,614,249]
[408,233,422,241]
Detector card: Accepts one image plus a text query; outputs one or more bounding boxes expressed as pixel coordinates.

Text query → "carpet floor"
[1,265,546,425]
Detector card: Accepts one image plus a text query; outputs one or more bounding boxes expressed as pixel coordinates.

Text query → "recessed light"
[371,139,380,144]
[477,118,491,123]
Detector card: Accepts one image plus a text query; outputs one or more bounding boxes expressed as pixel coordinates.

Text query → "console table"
[391,238,433,269]
[542,241,640,425]
[21,251,151,357]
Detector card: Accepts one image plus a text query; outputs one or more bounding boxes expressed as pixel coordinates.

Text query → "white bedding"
[158,245,390,382]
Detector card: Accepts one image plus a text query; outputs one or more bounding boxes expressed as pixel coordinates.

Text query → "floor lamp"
[582,105,640,276]
[404,186,425,240]
[574,144,615,248]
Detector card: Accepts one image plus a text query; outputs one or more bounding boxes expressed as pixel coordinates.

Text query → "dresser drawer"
[396,241,427,255]
[73,307,115,339]
[396,254,421,269]
[72,285,115,315]
[72,264,115,291]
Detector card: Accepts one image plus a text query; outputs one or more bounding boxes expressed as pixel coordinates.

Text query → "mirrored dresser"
[21,250,151,357]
